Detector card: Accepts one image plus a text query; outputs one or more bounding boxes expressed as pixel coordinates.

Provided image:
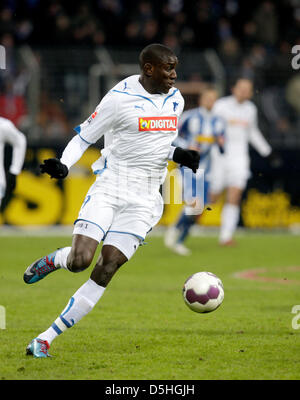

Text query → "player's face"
[152,56,178,94]
[232,80,253,103]
[200,90,218,111]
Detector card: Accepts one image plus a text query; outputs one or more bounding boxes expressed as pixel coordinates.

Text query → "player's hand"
[173,147,200,173]
[6,172,17,195]
[40,158,68,179]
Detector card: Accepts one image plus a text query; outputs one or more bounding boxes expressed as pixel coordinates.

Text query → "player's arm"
[3,121,27,194]
[41,91,117,179]
[249,107,271,157]
[168,146,200,173]
[40,135,89,179]
[214,116,225,154]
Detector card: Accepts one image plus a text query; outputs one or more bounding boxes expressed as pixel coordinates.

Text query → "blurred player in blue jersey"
[164,87,225,255]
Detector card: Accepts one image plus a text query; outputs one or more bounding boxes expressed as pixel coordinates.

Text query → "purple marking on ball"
[186,289,209,305]
[207,285,220,299]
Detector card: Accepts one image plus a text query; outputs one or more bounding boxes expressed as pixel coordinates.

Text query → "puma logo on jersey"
[139,117,177,132]
[135,104,145,112]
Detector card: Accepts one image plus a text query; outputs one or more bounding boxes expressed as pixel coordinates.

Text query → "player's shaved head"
[139,43,176,69]
[138,43,178,94]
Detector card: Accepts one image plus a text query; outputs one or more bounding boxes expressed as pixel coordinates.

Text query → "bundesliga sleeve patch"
[139,117,177,132]
[87,111,98,124]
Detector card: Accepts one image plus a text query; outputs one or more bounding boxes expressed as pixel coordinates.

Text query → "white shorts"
[73,168,163,260]
[209,156,250,194]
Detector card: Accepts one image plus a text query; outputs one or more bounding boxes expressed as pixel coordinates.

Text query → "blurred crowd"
[1,0,299,50]
[0,0,299,144]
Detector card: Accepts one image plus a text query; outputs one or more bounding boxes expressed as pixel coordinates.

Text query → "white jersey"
[72,75,184,184]
[212,95,271,168]
[0,117,27,199]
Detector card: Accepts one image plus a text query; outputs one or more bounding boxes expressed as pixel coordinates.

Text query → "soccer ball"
[182,272,224,313]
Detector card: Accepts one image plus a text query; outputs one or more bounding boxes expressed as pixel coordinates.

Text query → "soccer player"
[209,78,272,245]
[0,117,27,211]
[164,87,225,255]
[23,43,200,358]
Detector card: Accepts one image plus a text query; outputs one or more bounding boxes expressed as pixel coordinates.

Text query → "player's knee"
[67,248,93,273]
[91,251,127,287]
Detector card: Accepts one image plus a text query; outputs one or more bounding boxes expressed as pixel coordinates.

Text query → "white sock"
[219,203,240,243]
[38,279,106,345]
[54,247,72,270]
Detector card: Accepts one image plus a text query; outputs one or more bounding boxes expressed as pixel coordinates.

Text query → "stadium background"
[0,0,300,229]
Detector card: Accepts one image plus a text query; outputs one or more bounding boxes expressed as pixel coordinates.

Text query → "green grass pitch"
[0,233,300,380]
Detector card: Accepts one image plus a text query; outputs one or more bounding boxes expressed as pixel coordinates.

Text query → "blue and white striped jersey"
[174,106,225,173]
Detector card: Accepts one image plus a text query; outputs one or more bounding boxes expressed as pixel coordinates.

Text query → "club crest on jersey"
[139,117,177,132]
[87,111,98,124]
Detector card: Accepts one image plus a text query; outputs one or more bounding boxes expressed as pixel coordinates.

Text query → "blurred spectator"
[37,93,70,139]
[52,13,72,45]
[219,37,242,88]
[0,83,27,127]
[242,21,257,48]
[0,0,298,145]
[140,19,160,45]
[0,8,14,37]
[286,6,300,45]
[253,1,278,47]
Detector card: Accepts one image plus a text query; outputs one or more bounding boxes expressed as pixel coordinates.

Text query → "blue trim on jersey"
[78,133,92,145]
[74,125,81,134]
[112,89,158,109]
[74,218,106,237]
[107,230,145,242]
[94,159,107,175]
[162,89,178,108]
[82,195,91,209]
[73,125,94,145]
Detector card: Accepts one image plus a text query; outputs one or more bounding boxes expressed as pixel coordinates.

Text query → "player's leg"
[40,238,135,346]
[165,168,197,254]
[90,244,129,286]
[24,186,113,284]
[219,186,243,245]
[26,189,116,356]
[25,234,100,357]
[27,234,137,357]
[170,203,200,256]
[23,232,99,284]
[166,172,208,255]
[54,244,129,337]
[0,152,6,212]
